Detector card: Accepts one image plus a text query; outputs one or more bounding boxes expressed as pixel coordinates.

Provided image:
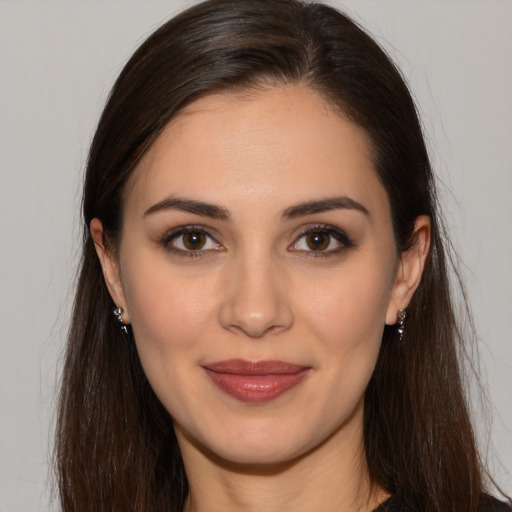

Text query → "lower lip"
[204,368,310,403]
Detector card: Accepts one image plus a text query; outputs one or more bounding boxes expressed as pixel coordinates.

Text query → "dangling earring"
[397,308,407,341]
[113,306,129,335]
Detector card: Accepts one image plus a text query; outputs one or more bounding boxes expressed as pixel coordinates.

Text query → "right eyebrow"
[143,196,230,221]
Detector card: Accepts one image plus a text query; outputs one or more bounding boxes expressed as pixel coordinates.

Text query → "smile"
[202,359,311,403]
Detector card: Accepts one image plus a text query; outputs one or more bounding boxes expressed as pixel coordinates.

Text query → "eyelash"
[159,224,353,258]
[290,224,353,257]
[160,225,221,258]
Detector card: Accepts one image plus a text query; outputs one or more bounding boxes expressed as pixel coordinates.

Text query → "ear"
[385,215,431,325]
[90,218,130,324]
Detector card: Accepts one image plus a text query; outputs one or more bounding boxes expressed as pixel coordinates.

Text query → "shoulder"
[374,494,511,512]
[480,495,512,512]
[372,494,414,512]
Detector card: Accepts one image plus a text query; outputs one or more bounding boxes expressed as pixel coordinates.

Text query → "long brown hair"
[56,1,496,511]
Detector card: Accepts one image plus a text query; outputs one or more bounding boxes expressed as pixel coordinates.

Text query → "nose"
[218,253,294,338]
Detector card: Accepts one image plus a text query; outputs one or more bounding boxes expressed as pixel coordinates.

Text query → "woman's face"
[95,86,424,467]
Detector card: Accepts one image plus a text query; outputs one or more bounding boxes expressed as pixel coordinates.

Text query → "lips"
[202,359,311,403]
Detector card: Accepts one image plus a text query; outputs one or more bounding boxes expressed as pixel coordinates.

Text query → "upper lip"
[203,359,310,375]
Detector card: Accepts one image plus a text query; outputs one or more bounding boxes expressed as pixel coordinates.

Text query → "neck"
[178,410,386,512]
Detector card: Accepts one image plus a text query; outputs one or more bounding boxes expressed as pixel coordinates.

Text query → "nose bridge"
[219,245,293,337]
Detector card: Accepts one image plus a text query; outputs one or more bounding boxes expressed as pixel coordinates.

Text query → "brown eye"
[163,227,221,255]
[182,231,206,250]
[306,231,330,251]
[289,226,352,255]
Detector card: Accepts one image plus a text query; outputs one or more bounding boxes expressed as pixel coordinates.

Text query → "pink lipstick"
[203,359,310,403]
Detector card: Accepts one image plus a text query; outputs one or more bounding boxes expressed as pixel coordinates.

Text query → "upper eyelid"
[163,224,219,240]
[293,224,349,240]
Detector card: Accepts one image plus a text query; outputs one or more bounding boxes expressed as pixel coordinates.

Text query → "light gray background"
[1,1,511,511]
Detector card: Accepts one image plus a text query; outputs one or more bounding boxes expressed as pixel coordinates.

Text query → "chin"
[206,441,309,469]
[177,417,325,470]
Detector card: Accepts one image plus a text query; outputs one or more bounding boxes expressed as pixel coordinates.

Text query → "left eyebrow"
[281,197,370,220]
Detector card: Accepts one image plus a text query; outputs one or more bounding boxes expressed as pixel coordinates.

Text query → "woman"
[55,1,511,511]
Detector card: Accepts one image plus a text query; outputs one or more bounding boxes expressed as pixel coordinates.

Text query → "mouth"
[202,359,311,403]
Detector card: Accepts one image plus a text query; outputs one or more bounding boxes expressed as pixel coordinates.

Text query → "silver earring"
[113,307,129,335]
[397,309,407,341]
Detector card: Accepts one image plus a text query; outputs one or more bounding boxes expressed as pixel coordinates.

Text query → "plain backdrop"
[0,1,511,511]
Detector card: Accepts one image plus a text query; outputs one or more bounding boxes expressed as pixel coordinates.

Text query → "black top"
[374,493,511,512]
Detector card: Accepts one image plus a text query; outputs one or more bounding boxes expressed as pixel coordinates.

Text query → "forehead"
[124,85,389,220]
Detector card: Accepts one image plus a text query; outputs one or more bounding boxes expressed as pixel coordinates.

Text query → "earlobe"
[385,215,431,325]
[90,218,130,324]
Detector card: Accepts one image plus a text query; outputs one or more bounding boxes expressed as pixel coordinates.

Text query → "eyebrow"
[143,196,230,220]
[143,195,369,221]
[281,197,370,219]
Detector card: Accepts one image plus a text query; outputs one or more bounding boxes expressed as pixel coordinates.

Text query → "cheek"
[120,259,224,418]
[297,258,395,395]
[121,257,218,363]
[302,268,392,346]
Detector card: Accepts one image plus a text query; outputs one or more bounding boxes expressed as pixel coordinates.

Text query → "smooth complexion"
[92,86,430,512]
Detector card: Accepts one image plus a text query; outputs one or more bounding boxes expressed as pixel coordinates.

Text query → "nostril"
[218,294,294,338]
[217,259,294,337]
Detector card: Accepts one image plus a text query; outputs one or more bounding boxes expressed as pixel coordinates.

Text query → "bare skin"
[92,85,430,512]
